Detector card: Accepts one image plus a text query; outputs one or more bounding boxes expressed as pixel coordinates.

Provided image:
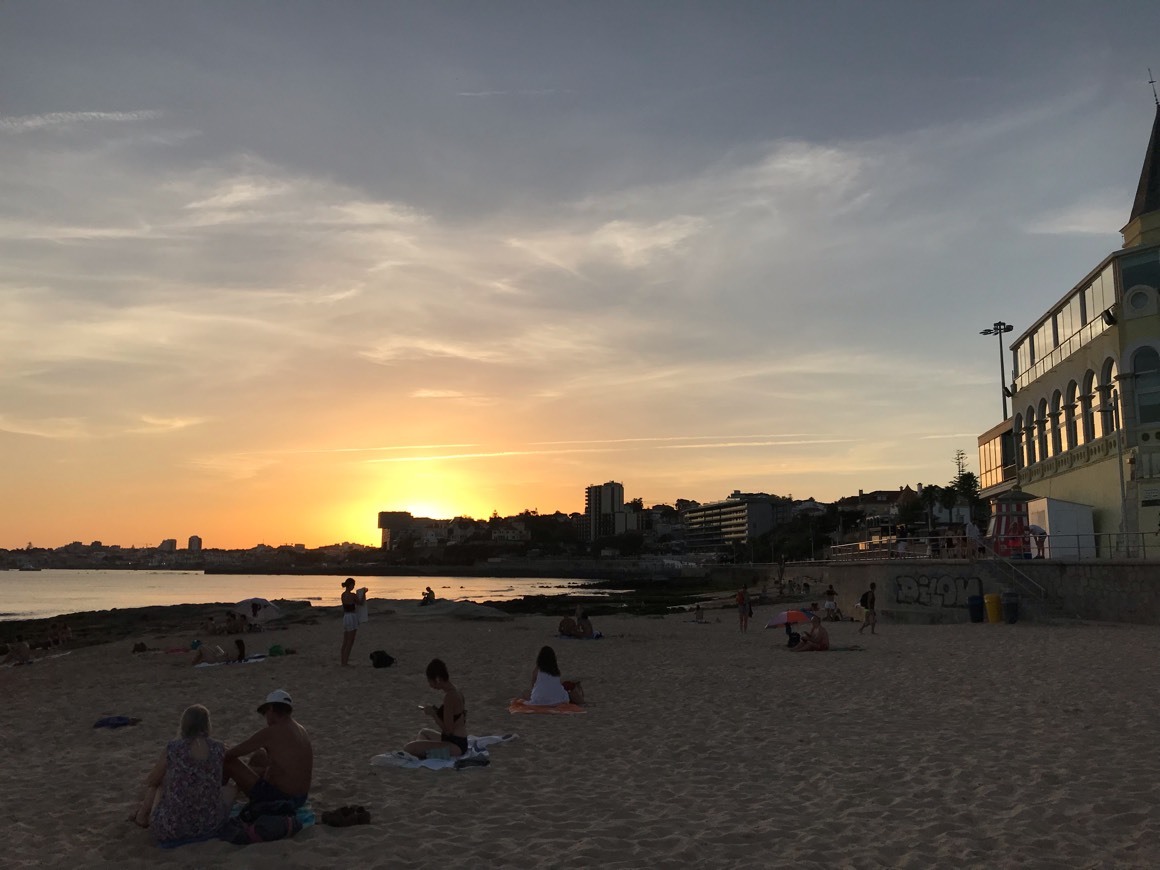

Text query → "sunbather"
[793,616,830,652]
[522,646,584,705]
[131,704,229,842]
[405,659,468,759]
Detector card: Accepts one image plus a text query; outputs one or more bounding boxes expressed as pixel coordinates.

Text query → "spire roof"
[1129,103,1160,223]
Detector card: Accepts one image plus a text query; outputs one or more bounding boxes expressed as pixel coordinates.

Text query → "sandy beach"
[4,602,1160,869]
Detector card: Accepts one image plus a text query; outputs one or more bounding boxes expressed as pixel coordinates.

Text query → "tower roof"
[1129,103,1160,223]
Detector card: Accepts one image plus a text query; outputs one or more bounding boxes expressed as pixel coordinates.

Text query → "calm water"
[0,570,610,621]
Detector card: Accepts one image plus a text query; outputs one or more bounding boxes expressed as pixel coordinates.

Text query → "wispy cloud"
[456,89,570,97]
[0,110,162,133]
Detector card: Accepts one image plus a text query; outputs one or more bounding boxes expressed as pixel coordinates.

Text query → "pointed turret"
[1122,103,1160,248]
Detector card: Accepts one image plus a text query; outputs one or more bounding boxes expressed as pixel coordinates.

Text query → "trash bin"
[967,595,985,623]
[984,593,1002,623]
[1001,591,1020,624]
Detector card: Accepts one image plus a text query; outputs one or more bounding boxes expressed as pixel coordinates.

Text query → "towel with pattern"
[370,734,517,770]
[508,698,587,715]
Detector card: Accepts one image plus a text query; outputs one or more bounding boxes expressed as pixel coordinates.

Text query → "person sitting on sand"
[793,616,830,652]
[2,635,32,665]
[191,639,245,666]
[223,689,313,809]
[405,659,468,759]
[419,586,436,606]
[131,704,229,842]
[522,645,584,705]
[694,604,706,623]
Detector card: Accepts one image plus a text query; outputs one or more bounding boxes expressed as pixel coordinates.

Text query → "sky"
[2,1,1159,549]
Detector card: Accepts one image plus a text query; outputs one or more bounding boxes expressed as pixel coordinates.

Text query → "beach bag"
[370,650,395,669]
[859,591,870,608]
[787,632,801,648]
[220,800,302,845]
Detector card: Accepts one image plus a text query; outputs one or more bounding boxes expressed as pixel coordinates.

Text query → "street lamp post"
[980,321,1014,420]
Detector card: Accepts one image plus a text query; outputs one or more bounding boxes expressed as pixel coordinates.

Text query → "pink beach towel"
[508,698,587,715]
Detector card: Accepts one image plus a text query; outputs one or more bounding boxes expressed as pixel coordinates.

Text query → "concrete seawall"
[735,560,1160,625]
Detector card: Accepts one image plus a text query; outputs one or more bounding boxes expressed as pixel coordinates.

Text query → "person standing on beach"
[736,586,750,632]
[223,690,313,808]
[858,582,877,635]
[340,578,359,666]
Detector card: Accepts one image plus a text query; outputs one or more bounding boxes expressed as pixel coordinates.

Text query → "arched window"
[1134,347,1160,425]
[1081,370,1098,442]
[1099,358,1120,434]
[1063,380,1079,451]
[1013,413,1024,470]
[1024,406,1037,465]
[1049,390,1063,456]
[1037,398,1049,459]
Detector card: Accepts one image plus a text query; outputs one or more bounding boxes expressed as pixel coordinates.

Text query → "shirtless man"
[793,616,830,651]
[223,689,313,808]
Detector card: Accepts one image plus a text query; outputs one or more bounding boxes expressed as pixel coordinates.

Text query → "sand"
[4,602,1160,869]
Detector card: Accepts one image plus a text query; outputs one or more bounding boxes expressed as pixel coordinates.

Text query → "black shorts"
[441,733,469,754]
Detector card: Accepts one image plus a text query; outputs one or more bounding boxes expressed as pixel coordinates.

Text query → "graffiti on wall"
[893,574,979,609]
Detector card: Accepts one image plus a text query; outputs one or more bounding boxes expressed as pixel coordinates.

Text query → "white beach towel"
[370,734,518,770]
[193,655,267,669]
[357,588,369,625]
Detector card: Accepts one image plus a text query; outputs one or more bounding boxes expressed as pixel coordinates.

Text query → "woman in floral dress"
[132,705,228,842]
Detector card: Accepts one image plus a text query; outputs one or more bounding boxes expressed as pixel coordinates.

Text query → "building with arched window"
[978,104,1160,543]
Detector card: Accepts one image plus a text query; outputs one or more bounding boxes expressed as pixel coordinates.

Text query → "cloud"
[456,89,569,97]
[0,110,162,133]
[1025,199,1126,236]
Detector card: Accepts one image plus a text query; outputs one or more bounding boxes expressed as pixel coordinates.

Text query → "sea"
[0,569,616,622]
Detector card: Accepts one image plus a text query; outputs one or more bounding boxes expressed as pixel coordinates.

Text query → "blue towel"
[93,715,141,729]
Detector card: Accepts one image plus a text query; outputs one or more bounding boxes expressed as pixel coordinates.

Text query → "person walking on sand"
[858,582,877,635]
[736,586,750,632]
[223,690,313,809]
[339,578,359,666]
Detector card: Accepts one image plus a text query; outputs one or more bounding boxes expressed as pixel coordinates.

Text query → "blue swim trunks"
[249,778,307,809]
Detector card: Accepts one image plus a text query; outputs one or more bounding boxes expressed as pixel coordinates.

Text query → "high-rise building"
[188,535,202,552]
[157,538,177,553]
[584,481,624,541]
[378,511,414,549]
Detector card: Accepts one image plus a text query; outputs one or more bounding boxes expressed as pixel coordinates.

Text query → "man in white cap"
[223,689,313,808]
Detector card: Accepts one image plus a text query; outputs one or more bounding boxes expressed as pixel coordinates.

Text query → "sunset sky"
[2,2,1159,549]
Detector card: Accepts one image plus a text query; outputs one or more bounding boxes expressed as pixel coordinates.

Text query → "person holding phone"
[404,659,468,759]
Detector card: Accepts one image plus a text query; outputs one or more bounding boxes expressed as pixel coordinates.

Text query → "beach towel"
[370,734,517,771]
[2,650,72,669]
[93,715,142,729]
[508,698,587,715]
[194,655,267,669]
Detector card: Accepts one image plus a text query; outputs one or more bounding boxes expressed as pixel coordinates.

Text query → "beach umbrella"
[233,598,280,622]
[765,609,814,628]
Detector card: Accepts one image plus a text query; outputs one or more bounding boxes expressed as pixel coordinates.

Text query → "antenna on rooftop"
[1150,68,1159,107]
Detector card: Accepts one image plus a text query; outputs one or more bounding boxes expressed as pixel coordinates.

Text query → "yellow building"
[979,104,1160,547]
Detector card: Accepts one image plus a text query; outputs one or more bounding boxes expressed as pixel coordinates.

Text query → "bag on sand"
[370,650,395,669]
[219,800,302,845]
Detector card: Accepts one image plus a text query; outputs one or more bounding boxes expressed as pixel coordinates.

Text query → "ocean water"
[0,570,612,621]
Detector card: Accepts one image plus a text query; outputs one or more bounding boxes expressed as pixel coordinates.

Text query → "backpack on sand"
[370,650,395,668]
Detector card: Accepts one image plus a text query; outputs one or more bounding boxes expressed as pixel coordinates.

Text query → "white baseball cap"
[257,689,293,713]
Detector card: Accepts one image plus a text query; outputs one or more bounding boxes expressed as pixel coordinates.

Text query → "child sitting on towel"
[522,646,584,705]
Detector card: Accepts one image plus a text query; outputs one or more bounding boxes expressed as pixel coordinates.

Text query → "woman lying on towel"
[793,616,830,652]
[523,646,584,705]
[404,658,468,759]
[191,639,245,666]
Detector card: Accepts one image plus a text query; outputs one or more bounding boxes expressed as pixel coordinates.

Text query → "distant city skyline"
[2,2,1159,548]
